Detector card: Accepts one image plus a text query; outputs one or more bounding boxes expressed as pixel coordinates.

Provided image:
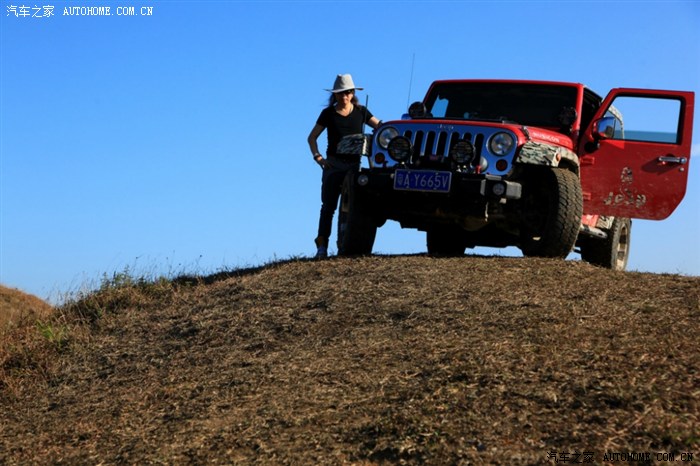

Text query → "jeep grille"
[403,129,485,161]
[371,123,518,176]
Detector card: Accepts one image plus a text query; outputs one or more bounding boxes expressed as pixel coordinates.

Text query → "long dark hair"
[327,91,360,108]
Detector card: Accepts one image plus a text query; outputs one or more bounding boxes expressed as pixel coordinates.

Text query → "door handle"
[657,155,688,165]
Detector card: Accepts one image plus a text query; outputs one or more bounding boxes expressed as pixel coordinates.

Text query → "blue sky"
[2,1,699,302]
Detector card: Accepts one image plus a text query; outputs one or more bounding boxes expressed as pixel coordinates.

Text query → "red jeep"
[337,80,694,270]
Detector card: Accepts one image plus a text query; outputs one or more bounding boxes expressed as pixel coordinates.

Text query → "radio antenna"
[406,52,416,108]
[362,94,370,156]
[363,94,369,128]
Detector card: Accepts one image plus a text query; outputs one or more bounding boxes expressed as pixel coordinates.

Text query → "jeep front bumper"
[356,169,521,200]
[353,169,522,228]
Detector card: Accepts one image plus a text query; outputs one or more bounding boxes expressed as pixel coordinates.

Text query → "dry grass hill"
[1,256,698,465]
[0,284,54,330]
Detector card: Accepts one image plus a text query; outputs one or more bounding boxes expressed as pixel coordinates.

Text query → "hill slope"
[0,284,53,330]
[1,256,698,465]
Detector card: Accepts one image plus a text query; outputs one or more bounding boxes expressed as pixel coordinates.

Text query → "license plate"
[393,169,452,193]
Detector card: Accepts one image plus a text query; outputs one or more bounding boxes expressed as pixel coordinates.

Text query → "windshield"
[425,82,579,128]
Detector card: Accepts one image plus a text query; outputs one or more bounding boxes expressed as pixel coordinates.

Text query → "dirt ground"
[1,256,698,465]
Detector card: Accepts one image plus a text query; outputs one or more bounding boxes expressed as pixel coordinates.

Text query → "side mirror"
[593,116,618,139]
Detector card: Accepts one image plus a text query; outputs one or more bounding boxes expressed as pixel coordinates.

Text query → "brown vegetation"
[1,256,698,465]
[0,284,53,331]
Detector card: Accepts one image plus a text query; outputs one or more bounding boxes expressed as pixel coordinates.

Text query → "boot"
[314,236,328,259]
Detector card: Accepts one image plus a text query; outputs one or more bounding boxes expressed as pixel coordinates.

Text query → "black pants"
[317,158,359,240]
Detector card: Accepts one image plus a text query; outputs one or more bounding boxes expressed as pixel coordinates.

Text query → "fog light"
[375,153,386,164]
[495,159,508,171]
[450,140,475,165]
[492,182,506,196]
[388,136,412,163]
[408,101,427,119]
[358,174,369,186]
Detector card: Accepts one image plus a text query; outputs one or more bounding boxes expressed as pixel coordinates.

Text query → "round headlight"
[488,132,515,156]
[377,127,399,149]
[450,140,475,165]
[387,136,412,163]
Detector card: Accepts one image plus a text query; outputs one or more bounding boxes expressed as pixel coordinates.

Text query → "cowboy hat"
[325,74,364,93]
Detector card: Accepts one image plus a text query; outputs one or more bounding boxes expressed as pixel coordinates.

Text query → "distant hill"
[1,256,698,465]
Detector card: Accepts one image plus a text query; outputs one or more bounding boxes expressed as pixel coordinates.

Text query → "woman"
[308,74,381,259]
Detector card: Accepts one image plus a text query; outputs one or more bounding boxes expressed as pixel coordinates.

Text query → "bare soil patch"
[1,256,698,465]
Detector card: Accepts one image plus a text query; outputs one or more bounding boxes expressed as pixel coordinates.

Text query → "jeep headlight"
[377,126,399,149]
[387,136,412,163]
[488,132,515,156]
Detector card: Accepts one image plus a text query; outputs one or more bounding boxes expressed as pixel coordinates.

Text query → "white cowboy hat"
[325,74,364,93]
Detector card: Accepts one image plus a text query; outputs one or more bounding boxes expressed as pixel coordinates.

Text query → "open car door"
[579,88,694,219]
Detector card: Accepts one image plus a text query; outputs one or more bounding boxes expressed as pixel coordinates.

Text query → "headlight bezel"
[488,132,515,156]
[377,126,399,149]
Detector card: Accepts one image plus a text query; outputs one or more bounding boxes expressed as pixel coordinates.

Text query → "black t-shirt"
[316,104,374,157]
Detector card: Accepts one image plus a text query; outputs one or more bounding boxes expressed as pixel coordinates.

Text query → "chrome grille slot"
[474,133,484,158]
[436,132,448,156]
[412,130,425,158]
[424,131,437,156]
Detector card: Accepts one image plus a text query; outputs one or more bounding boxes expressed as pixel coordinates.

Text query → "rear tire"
[519,168,583,258]
[580,217,631,271]
[337,173,377,256]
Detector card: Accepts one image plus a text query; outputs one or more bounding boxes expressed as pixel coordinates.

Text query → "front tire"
[337,173,377,256]
[519,168,583,258]
[580,217,631,271]
[426,227,466,256]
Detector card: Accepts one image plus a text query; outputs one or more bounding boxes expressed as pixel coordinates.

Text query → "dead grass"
[0,284,54,331]
[0,256,698,465]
